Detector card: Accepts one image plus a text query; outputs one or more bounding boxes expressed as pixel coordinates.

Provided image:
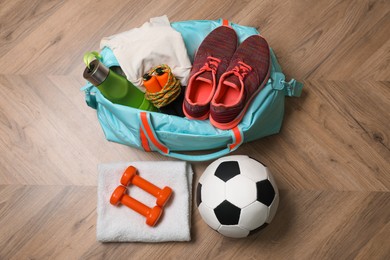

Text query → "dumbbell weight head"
[156,186,173,207]
[110,185,127,205]
[120,166,137,186]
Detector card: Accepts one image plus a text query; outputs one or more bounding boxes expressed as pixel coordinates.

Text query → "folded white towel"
[100,15,192,90]
[96,161,193,242]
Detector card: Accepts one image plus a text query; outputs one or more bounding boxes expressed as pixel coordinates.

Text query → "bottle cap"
[83,59,110,86]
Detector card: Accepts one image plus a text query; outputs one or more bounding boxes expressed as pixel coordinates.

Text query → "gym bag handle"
[139,112,243,162]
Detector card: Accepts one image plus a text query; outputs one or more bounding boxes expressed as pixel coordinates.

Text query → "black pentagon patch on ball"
[196,183,202,207]
[214,200,241,225]
[214,161,240,182]
[256,180,275,206]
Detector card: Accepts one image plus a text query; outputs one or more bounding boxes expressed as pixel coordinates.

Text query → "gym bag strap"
[139,112,244,161]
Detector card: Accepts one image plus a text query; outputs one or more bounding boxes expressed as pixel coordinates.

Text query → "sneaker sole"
[182,103,210,120]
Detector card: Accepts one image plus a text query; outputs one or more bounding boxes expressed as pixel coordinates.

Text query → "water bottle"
[83,60,157,111]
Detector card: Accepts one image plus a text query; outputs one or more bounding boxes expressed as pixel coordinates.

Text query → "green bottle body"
[97,70,157,111]
[84,59,157,111]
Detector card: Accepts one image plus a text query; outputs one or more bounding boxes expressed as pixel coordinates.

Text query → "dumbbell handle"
[132,175,161,196]
[121,193,151,217]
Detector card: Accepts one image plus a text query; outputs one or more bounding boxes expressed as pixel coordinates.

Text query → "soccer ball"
[196,155,279,238]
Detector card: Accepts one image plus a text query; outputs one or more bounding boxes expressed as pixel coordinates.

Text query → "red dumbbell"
[110,185,162,227]
[121,166,173,207]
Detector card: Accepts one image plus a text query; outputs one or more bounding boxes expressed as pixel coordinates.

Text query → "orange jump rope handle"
[110,185,162,227]
[121,166,173,207]
[143,73,162,93]
[155,67,168,87]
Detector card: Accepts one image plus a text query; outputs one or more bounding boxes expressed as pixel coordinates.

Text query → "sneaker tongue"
[223,74,241,90]
[196,71,213,84]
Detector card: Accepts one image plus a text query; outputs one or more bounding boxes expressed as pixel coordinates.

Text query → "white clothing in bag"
[100,15,192,91]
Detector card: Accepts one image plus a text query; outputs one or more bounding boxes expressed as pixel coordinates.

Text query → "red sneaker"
[210,35,271,129]
[183,26,237,120]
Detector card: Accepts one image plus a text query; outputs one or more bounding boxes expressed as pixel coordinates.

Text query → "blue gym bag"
[81,19,303,162]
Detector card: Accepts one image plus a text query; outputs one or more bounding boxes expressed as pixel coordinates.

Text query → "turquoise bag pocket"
[82,19,303,161]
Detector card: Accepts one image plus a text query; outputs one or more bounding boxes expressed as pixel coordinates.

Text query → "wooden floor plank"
[1,187,389,259]
[0,0,389,258]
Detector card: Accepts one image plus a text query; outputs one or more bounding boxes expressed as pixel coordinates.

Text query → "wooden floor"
[1,0,389,259]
